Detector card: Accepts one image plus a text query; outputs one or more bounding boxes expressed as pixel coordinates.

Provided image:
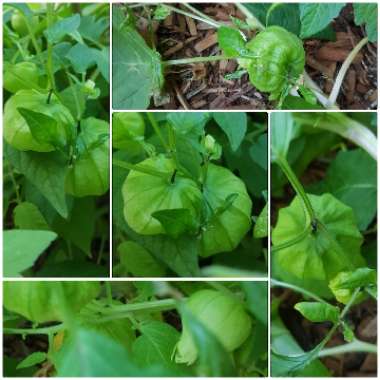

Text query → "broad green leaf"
[272,193,364,296]
[353,3,377,42]
[112,25,163,109]
[5,145,68,217]
[53,327,139,376]
[342,321,354,342]
[217,26,247,57]
[213,112,247,151]
[153,5,171,20]
[177,304,236,376]
[4,230,57,277]
[316,149,376,231]
[294,302,340,323]
[299,4,345,38]
[66,43,96,73]
[271,311,330,376]
[167,112,209,134]
[17,108,64,148]
[242,282,268,325]
[249,133,267,170]
[93,47,110,82]
[13,202,49,230]
[270,112,300,160]
[16,352,46,370]
[329,267,376,291]
[132,321,180,367]
[254,203,268,238]
[44,14,81,43]
[117,241,165,277]
[78,14,109,43]
[152,208,197,239]
[282,95,324,110]
[52,198,95,256]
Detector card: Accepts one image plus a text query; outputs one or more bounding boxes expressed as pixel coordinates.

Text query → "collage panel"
[3,280,268,377]
[270,112,377,376]
[112,112,268,277]
[112,2,377,111]
[3,3,111,277]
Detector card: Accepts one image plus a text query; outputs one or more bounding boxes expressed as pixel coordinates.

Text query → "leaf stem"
[327,37,369,108]
[318,339,377,358]
[147,113,170,152]
[4,324,64,335]
[46,4,57,94]
[163,4,221,28]
[112,159,170,180]
[276,156,316,222]
[271,279,327,304]
[234,3,265,30]
[164,55,230,67]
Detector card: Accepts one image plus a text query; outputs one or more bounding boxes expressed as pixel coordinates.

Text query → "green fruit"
[240,26,305,99]
[200,164,252,257]
[3,281,100,323]
[11,10,38,36]
[3,61,40,93]
[175,289,252,365]
[66,117,109,197]
[122,155,202,235]
[112,112,145,152]
[3,90,75,152]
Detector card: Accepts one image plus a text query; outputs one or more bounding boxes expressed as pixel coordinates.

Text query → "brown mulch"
[273,288,377,377]
[132,3,377,110]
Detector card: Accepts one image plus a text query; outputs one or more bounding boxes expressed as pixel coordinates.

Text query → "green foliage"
[113,112,267,277]
[353,3,378,42]
[4,281,267,377]
[3,3,110,277]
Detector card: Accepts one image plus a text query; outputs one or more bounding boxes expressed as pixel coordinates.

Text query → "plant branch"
[318,339,377,358]
[147,113,170,152]
[164,55,230,66]
[327,37,369,108]
[4,324,64,335]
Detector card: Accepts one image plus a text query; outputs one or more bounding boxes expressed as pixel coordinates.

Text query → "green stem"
[112,159,170,180]
[318,339,377,358]
[181,3,218,25]
[271,279,327,304]
[105,282,113,305]
[327,37,369,108]
[276,156,315,222]
[163,4,221,28]
[46,4,56,93]
[164,55,229,67]
[147,113,170,152]
[4,324,64,335]
[235,3,265,30]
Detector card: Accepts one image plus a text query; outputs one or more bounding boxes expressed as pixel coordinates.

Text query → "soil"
[131,3,377,110]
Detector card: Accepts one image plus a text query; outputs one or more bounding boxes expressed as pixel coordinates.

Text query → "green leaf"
[299,4,345,39]
[13,202,49,230]
[330,267,376,290]
[132,321,180,367]
[217,26,247,57]
[112,25,163,109]
[44,14,81,43]
[78,14,109,43]
[152,208,197,239]
[4,230,57,277]
[242,282,268,325]
[294,302,340,323]
[342,321,354,342]
[314,149,376,230]
[66,43,96,73]
[272,193,364,296]
[17,108,64,148]
[5,145,68,218]
[16,352,47,370]
[153,5,171,20]
[178,304,236,377]
[254,203,268,238]
[93,47,110,82]
[117,241,166,277]
[167,112,209,135]
[213,112,247,151]
[265,3,301,35]
[271,112,300,160]
[353,3,377,42]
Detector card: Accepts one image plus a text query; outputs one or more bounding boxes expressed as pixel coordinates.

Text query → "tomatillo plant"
[112,3,375,110]
[112,112,268,277]
[3,3,110,277]
[3,281,268,377]
[270,112,377,376]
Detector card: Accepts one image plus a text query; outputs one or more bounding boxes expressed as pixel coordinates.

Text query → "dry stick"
[326,37,369,108]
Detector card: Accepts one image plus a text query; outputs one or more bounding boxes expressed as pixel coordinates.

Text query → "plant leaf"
[16,352,47,370]
[4,230,57,277]
[353,3,377,42]
[217,26,247,57]
[44,14,81,43]
[213,112,247,151]
[294,302,340,323]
